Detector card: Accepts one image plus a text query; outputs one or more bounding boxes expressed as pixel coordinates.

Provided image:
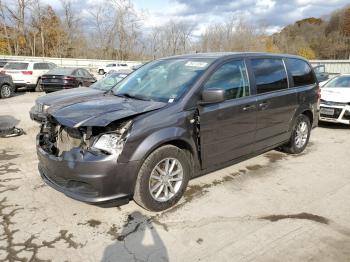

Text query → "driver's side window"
[204,60,250,100]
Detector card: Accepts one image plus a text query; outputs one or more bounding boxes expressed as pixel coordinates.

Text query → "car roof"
[160,52,307,62]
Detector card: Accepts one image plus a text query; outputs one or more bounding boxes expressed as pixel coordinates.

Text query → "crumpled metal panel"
[47,94,166,128]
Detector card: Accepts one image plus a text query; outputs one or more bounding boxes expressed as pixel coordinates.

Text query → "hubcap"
[149,158,183,202]
[295,121,308,148]
[1,85,11,97]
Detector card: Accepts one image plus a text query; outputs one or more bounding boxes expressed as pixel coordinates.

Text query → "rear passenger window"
[34,63,50,70]
[251,58,288,94]
[204,60,250,100]
[286,58,315,87]
[4,62,28,70]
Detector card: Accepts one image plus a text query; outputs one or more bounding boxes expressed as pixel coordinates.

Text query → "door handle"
[259,102,269,110]
[243,105,256,111]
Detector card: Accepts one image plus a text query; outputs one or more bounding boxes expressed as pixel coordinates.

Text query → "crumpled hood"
[321,88,350,103]
[47,94,167,128]
[36,87,104,106]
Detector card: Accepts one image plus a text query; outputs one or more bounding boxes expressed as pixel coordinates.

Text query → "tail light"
[22,71,33,75]
[317,84,321,99]
[64,76,76,81]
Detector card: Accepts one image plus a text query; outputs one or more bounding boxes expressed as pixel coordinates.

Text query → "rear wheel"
[282,114,311,154]
[0,84,14,98]
[98,69,104,75]
[133,145,191,211]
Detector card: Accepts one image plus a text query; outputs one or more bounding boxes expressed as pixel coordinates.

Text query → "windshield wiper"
[115,93,151,101]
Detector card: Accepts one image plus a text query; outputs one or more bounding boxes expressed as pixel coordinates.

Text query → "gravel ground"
[0,92,350,262]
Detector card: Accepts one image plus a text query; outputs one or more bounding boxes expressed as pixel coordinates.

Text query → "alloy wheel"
[149,158,184,202]
[295,121,309,148]
[1,85,11,98]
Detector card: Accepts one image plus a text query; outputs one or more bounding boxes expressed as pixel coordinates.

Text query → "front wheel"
[133,145,191,211]
[282,114,311,154]
[0,84,14,98]
[98,69,104,75]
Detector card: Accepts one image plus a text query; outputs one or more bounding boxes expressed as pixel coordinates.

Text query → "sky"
[44,0,349,35]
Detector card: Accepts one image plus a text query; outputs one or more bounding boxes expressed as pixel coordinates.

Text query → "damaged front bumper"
[319,102,350,125]
[36,131,140,207]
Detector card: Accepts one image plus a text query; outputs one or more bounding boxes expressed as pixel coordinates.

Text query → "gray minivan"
[36,53,319,211]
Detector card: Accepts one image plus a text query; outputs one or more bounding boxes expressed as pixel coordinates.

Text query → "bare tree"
[4,0,31,55]
[0,0,12,54]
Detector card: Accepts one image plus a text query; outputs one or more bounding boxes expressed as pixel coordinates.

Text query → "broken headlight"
[93,133,124,155]
[92,121,132,155]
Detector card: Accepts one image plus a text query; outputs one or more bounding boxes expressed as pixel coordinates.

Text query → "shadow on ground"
[102,211,168,262]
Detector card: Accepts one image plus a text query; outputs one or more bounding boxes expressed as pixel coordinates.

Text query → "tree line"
[0,0,349,60]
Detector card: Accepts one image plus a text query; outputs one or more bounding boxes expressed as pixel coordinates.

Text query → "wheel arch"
[301,109,313,125]
[127,127,198,173]
[289,106,314,132]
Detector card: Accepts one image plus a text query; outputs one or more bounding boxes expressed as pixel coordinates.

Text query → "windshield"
[112,58,213,102]
[90,73,127,91]
[4,62,28,70]
[324,75,350,88]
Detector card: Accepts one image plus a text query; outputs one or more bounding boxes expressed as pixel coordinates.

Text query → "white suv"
[2,61,56,91]
[97,63,130,75]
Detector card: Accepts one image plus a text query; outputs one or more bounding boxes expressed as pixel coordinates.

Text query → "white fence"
[0,55,141,72]
[310,60,350,75]
[1,55,350,74]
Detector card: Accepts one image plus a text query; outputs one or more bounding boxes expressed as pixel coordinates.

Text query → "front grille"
[321,100,350,107]
[320,108,342,119]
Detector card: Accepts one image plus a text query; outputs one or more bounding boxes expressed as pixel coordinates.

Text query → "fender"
[129,126,197,162]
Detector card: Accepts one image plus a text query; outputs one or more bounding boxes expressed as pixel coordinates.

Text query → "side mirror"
[200,88,226,104]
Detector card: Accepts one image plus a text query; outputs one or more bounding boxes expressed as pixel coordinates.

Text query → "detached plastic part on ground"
[0,115,26,138]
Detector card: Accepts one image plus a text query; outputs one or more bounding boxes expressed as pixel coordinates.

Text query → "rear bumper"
[36,134,140,206]
[42,85,72,92]
[14,83,36,89]
[319,104,350,125]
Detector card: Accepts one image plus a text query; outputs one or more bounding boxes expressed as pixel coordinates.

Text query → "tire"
[133,145,191,211]
[282,114,311,154]
[98,69,104,75]
[0,84,14,98]
[35,79,43,92]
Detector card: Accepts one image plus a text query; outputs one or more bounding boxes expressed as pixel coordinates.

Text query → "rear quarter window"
[34,63,50,70]
[251,58,288,94]
[4,62,28,70]
[286,58,316,87]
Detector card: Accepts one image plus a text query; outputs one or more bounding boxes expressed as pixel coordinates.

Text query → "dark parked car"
[0,74,15,99]
[41,67,96,93]
[37,53,319,211]
[30,72,128,123]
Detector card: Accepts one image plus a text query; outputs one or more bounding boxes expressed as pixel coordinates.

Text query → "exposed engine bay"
[39,117,132,157]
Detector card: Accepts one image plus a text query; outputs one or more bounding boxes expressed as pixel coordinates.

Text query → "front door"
[199,59,257,169]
